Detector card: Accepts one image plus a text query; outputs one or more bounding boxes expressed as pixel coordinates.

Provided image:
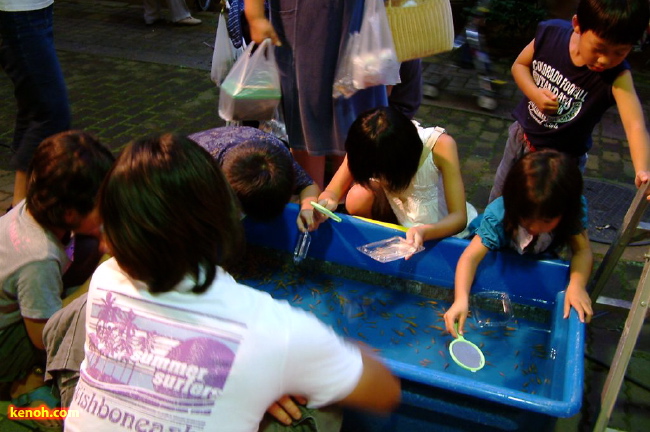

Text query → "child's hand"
[404,226,425,260]
[634,171,650,200]
[317,195,339,213]
[444,300,469,338]
[533,88,559,115]
[564,285,593,323]
[266,395,307,425]
[297,208,315,232]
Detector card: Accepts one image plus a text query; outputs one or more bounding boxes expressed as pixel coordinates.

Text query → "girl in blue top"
[445,149,593,337]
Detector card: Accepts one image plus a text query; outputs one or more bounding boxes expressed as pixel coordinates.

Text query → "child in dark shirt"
[189,126,320,232]
[489,0,650,203]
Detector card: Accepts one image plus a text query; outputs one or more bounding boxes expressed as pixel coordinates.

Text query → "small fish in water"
[407,326,417,335]
[403,319,418,327]
[438,350,446,359]
[444,362,450,370]
[499,372,506,377]
[351,311,365,319]
[357,332,367,340]
[393,329,405,337]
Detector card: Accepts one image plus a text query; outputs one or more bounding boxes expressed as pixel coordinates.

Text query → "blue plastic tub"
[241,204,585,431]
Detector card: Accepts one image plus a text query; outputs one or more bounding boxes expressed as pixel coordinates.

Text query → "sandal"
[11,385,62,432]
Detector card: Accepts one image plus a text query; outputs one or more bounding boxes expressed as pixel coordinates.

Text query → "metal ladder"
[590,181,650,432]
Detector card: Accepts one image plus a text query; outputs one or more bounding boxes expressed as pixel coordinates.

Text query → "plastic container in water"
[471,291,514,328]
[293,231,311,264]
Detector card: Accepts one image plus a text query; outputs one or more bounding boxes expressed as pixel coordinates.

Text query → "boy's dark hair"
[222,140,294,221]
[26,130,115,231]
[100,134,244,294]
[345,106,422,193]
[577,0,650,45]
[502,149,584,249]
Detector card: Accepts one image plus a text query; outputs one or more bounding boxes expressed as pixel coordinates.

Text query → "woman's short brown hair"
[99,134,244,294]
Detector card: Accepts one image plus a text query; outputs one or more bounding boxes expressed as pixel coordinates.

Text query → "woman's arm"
[406,134,468,248]
[564,230,593,323]
[244,0,280,45]
[444,236,489,337]
[337,348,401,412]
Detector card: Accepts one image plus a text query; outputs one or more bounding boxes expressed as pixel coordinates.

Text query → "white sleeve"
[282,306,363,408]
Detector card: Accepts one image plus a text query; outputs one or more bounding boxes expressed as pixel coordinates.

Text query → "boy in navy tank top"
[489,0,650,203]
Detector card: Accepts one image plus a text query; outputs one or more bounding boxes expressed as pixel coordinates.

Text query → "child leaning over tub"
[317,106,477,252]
[444,150,593,339]
[65,134,400,432]
[189,126,320,232]
[488,0,650,203]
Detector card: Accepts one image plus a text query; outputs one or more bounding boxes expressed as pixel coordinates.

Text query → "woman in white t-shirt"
[65,133,400,432]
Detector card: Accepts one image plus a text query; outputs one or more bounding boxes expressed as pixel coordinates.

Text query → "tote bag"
[385,0,455,62]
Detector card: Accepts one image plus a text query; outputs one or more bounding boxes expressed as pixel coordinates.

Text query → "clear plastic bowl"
[357,236,424,263]
[470,291,514,328]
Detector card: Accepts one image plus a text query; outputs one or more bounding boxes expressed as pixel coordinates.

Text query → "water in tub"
[231,248,555,396]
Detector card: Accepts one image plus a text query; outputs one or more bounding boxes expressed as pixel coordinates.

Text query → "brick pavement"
[0,1,649,430]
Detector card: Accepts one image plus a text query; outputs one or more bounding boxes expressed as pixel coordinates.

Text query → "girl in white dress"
[318,106,477,252]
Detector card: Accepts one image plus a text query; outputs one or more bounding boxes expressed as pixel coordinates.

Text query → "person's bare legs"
[292,150,325,189]
[328,154,345,180]
[12,170,27,207]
